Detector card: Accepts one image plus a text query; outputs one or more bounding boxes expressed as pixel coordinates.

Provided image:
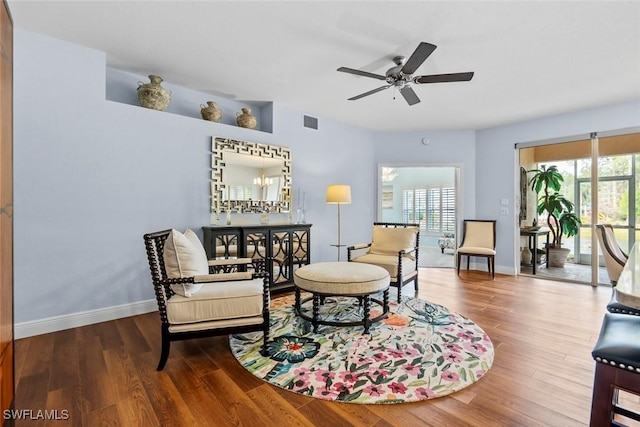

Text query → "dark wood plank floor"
[15,269,613,426]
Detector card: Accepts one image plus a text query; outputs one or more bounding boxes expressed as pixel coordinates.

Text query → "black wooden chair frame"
[144,229,270,371]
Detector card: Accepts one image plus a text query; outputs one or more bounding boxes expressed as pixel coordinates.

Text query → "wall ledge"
[15,299,157,339]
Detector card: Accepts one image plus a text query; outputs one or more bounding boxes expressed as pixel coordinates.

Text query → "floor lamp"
[326,184,351,261]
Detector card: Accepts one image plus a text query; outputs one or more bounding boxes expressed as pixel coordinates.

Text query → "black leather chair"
[590,313,640,426]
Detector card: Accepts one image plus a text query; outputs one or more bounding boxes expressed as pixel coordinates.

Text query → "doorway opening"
[378,165,459,268]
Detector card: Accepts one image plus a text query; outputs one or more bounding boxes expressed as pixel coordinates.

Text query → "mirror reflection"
[211,137,291,214]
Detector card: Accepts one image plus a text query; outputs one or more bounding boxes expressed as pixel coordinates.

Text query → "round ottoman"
[293,262,390,333]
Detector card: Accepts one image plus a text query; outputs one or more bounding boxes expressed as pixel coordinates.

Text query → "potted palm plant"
[528,164,582,267]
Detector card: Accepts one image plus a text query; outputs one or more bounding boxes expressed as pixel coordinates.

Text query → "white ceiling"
[8,1,640,132]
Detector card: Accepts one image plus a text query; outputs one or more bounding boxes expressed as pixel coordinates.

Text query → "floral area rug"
[229,294,494,404]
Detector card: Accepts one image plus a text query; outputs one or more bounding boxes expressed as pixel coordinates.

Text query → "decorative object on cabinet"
[143,229,271,370]
[137,74,172,111]
[200,101,222,122]
[326,184,351,261]
[211,137,291,214]
[236,107,257,129]
[203,224,311,293]
[294,188,306,224]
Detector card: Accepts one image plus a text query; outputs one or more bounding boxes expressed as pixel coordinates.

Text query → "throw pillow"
[163,229,209,297]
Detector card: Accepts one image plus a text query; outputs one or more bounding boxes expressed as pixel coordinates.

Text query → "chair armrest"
[348,243,372,251]
[399,247,417,256]
[193,272,254,283]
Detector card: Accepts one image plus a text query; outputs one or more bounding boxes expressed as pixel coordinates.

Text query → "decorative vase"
[520,246,532,265]
[200,101,222,122]
[259,211,269,225]
[236,107,257,129]
[137,75,171,111]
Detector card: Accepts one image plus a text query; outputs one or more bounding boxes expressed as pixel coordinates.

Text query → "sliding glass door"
[518,131,640,285]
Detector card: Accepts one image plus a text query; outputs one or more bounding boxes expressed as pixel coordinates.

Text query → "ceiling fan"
[337,42,474,106]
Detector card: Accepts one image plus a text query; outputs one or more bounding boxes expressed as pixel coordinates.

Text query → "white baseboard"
[15,299,157,339]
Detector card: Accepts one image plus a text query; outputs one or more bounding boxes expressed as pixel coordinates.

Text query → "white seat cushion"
[351,253,417,281]
[166,278,264,324]
[457,246,496,256]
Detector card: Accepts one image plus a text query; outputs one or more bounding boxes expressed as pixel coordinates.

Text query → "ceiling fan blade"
[400,86,421,106]
[337,67,386,81]
[414,72,475,84]
[401,42,437,75]
[348,85,391,101]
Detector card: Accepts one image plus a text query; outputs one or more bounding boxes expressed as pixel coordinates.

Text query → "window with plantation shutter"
[404,186,455,234]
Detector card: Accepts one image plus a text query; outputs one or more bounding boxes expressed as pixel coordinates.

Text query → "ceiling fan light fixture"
[337,41,474,106]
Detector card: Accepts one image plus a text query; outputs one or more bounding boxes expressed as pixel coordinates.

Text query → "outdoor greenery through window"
[403,187,455,234]
[537,154,638,259]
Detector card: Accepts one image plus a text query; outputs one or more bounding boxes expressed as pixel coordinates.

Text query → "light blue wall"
[476,100,640,274]
[13,29,374,324]
[374,130,477,225]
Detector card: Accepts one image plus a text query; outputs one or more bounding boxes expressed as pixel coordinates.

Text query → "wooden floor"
[15,269,614,426]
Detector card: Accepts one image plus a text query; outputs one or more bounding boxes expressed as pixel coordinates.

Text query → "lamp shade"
[326,184,351,204]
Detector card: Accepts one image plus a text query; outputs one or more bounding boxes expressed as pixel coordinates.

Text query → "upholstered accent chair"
[456,220,496,278]
[594,224,639,316]
[347,222,420,302]
[143,228,270,371]
[595,224,628,286]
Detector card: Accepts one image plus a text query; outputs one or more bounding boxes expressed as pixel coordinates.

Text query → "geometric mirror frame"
[211,137,291,214]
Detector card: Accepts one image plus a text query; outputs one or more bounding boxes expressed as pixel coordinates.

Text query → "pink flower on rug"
[444,352,463,363]
[476,370,486,379]
[364,384,385,397]
[387,349,405,358]
[441,325,455,332]
[456,330,475,340]
[402,348,420,358]
[482,333,491,342]
[464,342,487,354]
[317,387,339,400]
[333,382,351,393]
[291,378,310,391]
[338,371,359,383]
[443,343,463,352]
[441,370,460,382]
[401,363,422,375]
[415,387,436,398]
[372,352,388,362]
[293,367,311,381]
[314,369,335,383]
[389,382,408,394]
[369,368,389,381]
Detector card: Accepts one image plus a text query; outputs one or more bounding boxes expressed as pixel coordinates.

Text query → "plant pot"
[547,247,570,268]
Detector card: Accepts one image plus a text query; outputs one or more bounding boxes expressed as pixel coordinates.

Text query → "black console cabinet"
[202,224,312,292]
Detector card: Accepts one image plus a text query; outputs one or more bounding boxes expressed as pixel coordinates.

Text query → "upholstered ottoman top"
[294,262,390,295]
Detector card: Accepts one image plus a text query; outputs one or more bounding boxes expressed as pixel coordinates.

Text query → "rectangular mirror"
[211,137,291,213]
